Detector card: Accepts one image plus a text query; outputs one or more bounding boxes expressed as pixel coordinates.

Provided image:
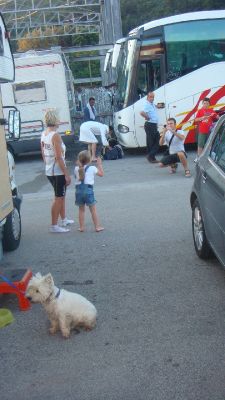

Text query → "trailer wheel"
[2,204,21,251]
[7,144,15,159]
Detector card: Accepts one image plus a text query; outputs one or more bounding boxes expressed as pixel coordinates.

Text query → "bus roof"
[129,10,225,35]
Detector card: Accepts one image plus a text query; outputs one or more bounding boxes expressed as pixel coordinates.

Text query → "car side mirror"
[8,110,21,140]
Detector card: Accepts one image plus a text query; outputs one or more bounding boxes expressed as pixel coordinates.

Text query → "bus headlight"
[118,124,129,133]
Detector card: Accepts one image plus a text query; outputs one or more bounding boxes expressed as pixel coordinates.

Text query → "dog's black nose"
[26,296,32,301]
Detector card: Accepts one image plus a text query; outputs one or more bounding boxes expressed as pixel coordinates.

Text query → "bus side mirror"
[8,110,21,140]
[157,102,165,109]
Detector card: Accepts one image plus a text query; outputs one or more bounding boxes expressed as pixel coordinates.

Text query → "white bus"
[108,10,225,147]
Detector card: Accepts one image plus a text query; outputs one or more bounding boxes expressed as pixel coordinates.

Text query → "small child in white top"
[74,150,104,232]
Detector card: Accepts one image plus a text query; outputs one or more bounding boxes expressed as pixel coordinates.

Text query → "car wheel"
[192,199,212,259]
[2,205,21,251]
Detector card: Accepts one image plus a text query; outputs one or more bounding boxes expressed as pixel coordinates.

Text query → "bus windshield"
[115,38,138,109]
[165,19,225,82]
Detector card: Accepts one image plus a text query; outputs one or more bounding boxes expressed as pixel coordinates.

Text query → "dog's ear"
[35,272,42,279]
[44,273,54,285]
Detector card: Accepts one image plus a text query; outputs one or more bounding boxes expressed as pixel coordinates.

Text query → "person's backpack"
[104,147,119,160]
[114,144,124,159]
[104,144,124,160]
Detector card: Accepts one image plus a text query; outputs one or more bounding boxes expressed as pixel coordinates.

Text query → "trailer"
[0,12,21,260]
[1,50,76,156]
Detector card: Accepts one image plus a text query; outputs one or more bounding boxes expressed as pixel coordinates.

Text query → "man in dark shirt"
[83,97,97,122]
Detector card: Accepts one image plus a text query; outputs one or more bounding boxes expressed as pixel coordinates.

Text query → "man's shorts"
[47,175,66,197]
[198,133,208,148]
[160,152,186,166]
[75,184,96,206]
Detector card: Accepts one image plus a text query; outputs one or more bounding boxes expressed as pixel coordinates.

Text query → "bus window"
[137,37,164,95]
[165,19,225,82]
[137,63,147,97]
[137,59,161,96]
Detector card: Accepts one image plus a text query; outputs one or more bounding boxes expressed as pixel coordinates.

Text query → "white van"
[0,12,21,259]
[1,51,76,156]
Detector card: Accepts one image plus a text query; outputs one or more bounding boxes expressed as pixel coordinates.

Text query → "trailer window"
[13,81,47,104]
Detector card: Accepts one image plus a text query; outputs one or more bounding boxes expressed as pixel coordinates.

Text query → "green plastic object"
[0,308,14,328]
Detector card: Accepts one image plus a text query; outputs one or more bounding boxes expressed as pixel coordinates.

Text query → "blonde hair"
[77,150,91,181]
[44,109,59,127]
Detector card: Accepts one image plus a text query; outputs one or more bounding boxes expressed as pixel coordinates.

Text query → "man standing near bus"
[140,91,160,163]
[84,97,97,122]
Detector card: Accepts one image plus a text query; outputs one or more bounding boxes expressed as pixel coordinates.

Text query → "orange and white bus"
[107,10,225,147]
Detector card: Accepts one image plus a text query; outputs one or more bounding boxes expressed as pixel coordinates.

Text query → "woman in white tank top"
[41,110,74,233]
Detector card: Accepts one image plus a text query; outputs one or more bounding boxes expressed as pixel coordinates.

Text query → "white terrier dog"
[26,273,97,338]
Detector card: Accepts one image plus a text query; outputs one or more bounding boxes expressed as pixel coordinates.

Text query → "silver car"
[190,114,225,267]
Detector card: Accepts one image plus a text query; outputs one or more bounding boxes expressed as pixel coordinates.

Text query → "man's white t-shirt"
[164,129,187,154]
[74,164,98,185]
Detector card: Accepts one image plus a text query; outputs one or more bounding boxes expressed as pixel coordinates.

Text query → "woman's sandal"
[185,169,191,177]
[96,227,104,232]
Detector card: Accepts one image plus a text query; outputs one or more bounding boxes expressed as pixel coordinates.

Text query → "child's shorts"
[75,184,96,206]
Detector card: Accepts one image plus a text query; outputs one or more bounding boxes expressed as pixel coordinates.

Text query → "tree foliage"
[17,27,61,52]
[120,0,225,34]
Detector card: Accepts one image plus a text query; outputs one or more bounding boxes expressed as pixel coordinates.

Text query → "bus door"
[134,52,166,146]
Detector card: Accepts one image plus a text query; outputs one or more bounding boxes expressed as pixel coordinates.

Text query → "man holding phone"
[159,117,191,177]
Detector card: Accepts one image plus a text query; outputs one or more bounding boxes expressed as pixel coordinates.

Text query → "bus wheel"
[192,199,213,259]
[2,204,21,251]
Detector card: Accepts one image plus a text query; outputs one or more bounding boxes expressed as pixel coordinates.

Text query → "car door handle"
[202,172,207,183]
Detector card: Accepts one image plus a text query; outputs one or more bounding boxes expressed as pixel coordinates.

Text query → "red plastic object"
[0,269,32,311]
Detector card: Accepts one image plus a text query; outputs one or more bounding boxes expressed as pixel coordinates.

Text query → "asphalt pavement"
[1,148,225,400]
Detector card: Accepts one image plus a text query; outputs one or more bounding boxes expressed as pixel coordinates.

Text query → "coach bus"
[109,10,225,147]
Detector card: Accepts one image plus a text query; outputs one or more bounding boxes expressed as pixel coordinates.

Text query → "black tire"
[192,199,213,259]
[2,205,21,251]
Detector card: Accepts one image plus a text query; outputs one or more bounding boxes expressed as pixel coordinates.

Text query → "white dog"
[26,273,97,338]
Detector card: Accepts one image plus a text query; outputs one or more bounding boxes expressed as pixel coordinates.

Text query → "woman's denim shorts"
[75,184,96,206]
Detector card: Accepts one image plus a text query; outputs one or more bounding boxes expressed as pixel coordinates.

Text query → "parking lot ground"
[1,149,225,400]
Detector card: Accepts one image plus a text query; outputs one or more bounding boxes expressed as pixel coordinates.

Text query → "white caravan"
[0,13,22,260]
[1,51,76,156]
[109,10,225,147]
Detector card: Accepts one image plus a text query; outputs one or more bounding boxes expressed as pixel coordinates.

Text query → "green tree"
[120,0,225,34]
[17,27,61,52]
